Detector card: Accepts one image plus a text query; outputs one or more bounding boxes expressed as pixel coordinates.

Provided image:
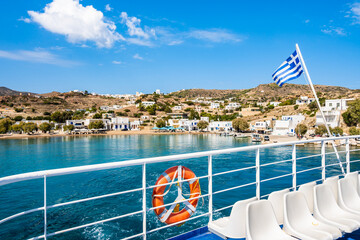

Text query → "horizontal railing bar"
[296,166,322,174]
[260,159,292,167]
[121,232,144,240]
[214,204,234,213]
[213,182,256,195]
[296,154,322,160]
[47,188,143,209]
[146,175,209,190]
[149,194,210,211]
[0,206,44,225]
[147,212,210,234]
[2,136,359,187]
[350,159,360,163]
[325,163,345,167]
[349,149,360,152]
[260,173,293,183]
[44,210,144,238]
[212,166,256,177]
[324,150,347,155]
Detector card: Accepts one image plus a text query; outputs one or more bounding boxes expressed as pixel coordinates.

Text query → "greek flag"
[272,50,303,87]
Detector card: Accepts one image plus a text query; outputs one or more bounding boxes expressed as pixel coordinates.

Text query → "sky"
[0,0,360,94]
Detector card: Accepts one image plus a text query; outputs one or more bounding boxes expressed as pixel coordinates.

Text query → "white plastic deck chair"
[338,178,360,215]
[246,200,296,240]
[283,191,342,240]
[268,189,289,225]
[208,197,257,239]
[345,171,359,195]
[298,181,316,214]
[323,176,339,203]
[313,184,360,233]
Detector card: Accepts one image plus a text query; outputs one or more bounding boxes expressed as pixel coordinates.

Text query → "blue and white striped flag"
[272,50,303,87]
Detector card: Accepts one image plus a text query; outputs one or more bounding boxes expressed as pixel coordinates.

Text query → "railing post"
[142,163,147,240]
[44,175,47,240]
[346,138,350,174]
[321,140,326,181]
[208,155,213,222]
[292,144,296,190]
[256,148,260,199]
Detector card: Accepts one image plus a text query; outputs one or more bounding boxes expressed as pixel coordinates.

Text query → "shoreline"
[0,130,210,140]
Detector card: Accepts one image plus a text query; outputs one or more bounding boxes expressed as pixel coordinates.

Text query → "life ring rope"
[152,166,201,224]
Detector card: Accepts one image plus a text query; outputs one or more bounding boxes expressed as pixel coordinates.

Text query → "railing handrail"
[1,135,358,187]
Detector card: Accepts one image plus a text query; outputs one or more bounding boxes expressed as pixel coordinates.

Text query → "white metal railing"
[0,135,360,239]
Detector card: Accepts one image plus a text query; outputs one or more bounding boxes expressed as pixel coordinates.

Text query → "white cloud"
[120,12,155,40]
[0,49,79,66]
[321,26,346,36]
[18,17,31,23]
[133,53,143,60]
[105,4,112,12]
[187,29,243,43]
[350,3,360,24]
[28,0,124,48]
[305,19,310,24]
[112,60,123,64]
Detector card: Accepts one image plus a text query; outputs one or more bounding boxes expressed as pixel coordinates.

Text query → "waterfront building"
[272,114,305,136]
[208,121,232,132]
[315,98,354,128]
[111,117,130,130]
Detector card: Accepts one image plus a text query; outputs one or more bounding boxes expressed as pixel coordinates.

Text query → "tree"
[11,122,24,133]
[147,105,156,115]
[0,118,14,133]
[39,122,52,133]
[308,101,318,111]
[156,119,166,128]
[232,118,249,132]
[349,127,360,135]
[331,127,343,135]
[23,122,38,134]
[295,124,308,137]
[197,121,209,131]
[88,120,105,129]
[342,99,360,127]
[63,124,75,131]
[93,113,102,119]
[189,109,199,120]
[315,125,327,136]
[14,116,23,121]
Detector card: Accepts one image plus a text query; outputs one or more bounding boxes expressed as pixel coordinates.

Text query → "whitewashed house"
[251,121,270,132]
[111,117,130,130]
[130,120,143,130]
[208,121,232,132]
[270,102,281,107]
[172,105,182,111]
[272,114,305,136]
[210,102,220,109]
[315,99,354,128]
[296,96,315,105]
[200,117,209,122]
[225,102,241,110]
[136,101,155,107]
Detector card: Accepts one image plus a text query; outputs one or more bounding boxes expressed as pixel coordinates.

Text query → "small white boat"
[251,134,262,142]
[234,133,249,138]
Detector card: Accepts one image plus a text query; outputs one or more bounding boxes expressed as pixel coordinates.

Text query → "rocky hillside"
[0,87,35,96]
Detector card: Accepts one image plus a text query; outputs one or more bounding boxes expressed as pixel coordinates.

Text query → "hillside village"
[1,83,360,138]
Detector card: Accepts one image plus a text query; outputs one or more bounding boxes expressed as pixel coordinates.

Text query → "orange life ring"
[152,166,201,225]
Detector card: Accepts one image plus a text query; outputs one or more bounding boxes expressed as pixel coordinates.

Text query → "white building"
[111,117,130,130]
[315,99,354,128]
[200,117,209,122]
[141,115,150,120]
[210,102,220,109]
[195,105,202,111]
[270,102,281,107]
[155,89,161,95]
[272,114,305,136]
[136,101,155,107]
[251,121,270,132]
[208,121,232,132]
[130,120,143,130]
[66,119,111,130]
[172,105,182,111]
[256,102,268,107]
[225,102,241,110]
[296,96,315,105]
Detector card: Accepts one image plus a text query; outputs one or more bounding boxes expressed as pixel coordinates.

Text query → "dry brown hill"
[0,87,35,96]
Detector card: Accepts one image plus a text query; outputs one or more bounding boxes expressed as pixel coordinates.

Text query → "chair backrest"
[345,172,359,194]
[314,184,341,218]
[338,178,360,209]
[227,197,257,237]
[246,200,283,240]
[298,181,316,214]
[324,176,339,202]
[284,192,314,229]
[268,188,289,224]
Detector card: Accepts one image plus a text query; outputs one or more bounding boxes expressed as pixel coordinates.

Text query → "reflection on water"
[0,135,359,239]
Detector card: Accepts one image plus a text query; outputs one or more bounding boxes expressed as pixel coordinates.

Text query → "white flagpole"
[295,43,345,175]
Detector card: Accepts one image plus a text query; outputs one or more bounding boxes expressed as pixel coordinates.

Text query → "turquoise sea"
[0,134,359,239]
